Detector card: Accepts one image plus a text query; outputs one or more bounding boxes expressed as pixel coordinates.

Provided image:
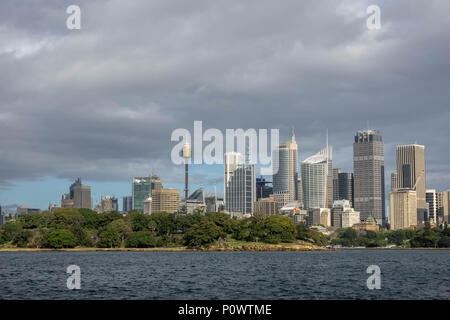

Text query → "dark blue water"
[0,250,449,299]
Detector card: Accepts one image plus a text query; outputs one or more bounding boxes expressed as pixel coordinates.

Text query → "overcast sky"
[1,0,449,210]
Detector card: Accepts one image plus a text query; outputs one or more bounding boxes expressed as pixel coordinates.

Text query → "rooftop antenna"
[182,142,192,201]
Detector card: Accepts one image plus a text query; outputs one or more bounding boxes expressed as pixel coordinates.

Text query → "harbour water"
[0,250,449,300]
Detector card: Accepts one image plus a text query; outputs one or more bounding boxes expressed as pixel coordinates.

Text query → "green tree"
[48,208,85,229]
[130,212,151,231]
[340,228,358,241]
[307,229,329,246]
[43,229,77,249]
[98,211,123,229]
[18,212,48,229]
[295,223,309,241]
[438,236,450,248]
[365,230,377,239]
[109,219,132,244]
[126,231,159,248]
[149,212,176,236]
[205,212,235,234]
[253,215,296,244]
[98,227,121,248]
[70,223,92,247]
[175,213,204,233]
[183,220,226,248]
[79,209,102,229]
[12,230,33,247]
[233,218,256,242]
[0,221,23,242]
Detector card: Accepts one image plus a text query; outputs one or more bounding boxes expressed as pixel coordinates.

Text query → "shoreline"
[0,246,449,252]
[0,244,331,252]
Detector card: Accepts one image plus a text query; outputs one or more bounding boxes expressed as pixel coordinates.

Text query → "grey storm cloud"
[0,0,450,190]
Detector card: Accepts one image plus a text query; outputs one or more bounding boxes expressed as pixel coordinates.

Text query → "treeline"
[0,208,327,249]
[1,208,449,249]
[331,222,450,248]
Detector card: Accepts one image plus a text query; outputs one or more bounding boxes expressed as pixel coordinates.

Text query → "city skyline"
[0,127,448,214]
[1,1,450,213]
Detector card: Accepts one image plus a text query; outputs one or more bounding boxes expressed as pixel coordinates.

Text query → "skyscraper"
[224,152,256,215]
[426,189,438,224]
[272,130,298,203]
[338,172,354,208]
[297,177,303,207]
[438,190,450,224]
[301,146,332,209]
[396,144,426,221]
[391,172,399,191]
[122,196,132,212]
[68,178,91,209]
[73,184,92,209]
[390,189,417,230]
[132,174,163,212]
[332,168,342,204]
[353,130,385,226]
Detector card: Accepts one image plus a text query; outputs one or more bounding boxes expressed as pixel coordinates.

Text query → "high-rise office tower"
[143,197,152,215]
[297,178,303,207]
[332,168,342,204]
[438,190,450,224]
[301,146,332,209]
[353,130,385,226]
[390,189,417,230]
[272,130,298,203]
[426,189,438,224]
[391,172,399,191]
[70,178,82,200]
[132,174,163,212]
[396,144,426,221]
[111,196,118,211]
[73,185,91,209]
[122,196,132,212]
[68,178,91,209]
[224,152,256,215]
[151,189,180,214]
[337,172,354,207]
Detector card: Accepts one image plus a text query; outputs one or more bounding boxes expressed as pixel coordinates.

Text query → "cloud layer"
[1,0,450,193]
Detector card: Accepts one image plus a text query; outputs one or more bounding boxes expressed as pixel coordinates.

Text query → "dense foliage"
[1,209,449,249]
[331,222,450,248]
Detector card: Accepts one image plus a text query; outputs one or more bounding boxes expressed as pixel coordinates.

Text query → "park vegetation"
[330,222,450,248]
[0,208,449,249]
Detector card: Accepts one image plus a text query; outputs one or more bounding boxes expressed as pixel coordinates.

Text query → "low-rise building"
[308,208,331,227]
[254,196,277,217]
